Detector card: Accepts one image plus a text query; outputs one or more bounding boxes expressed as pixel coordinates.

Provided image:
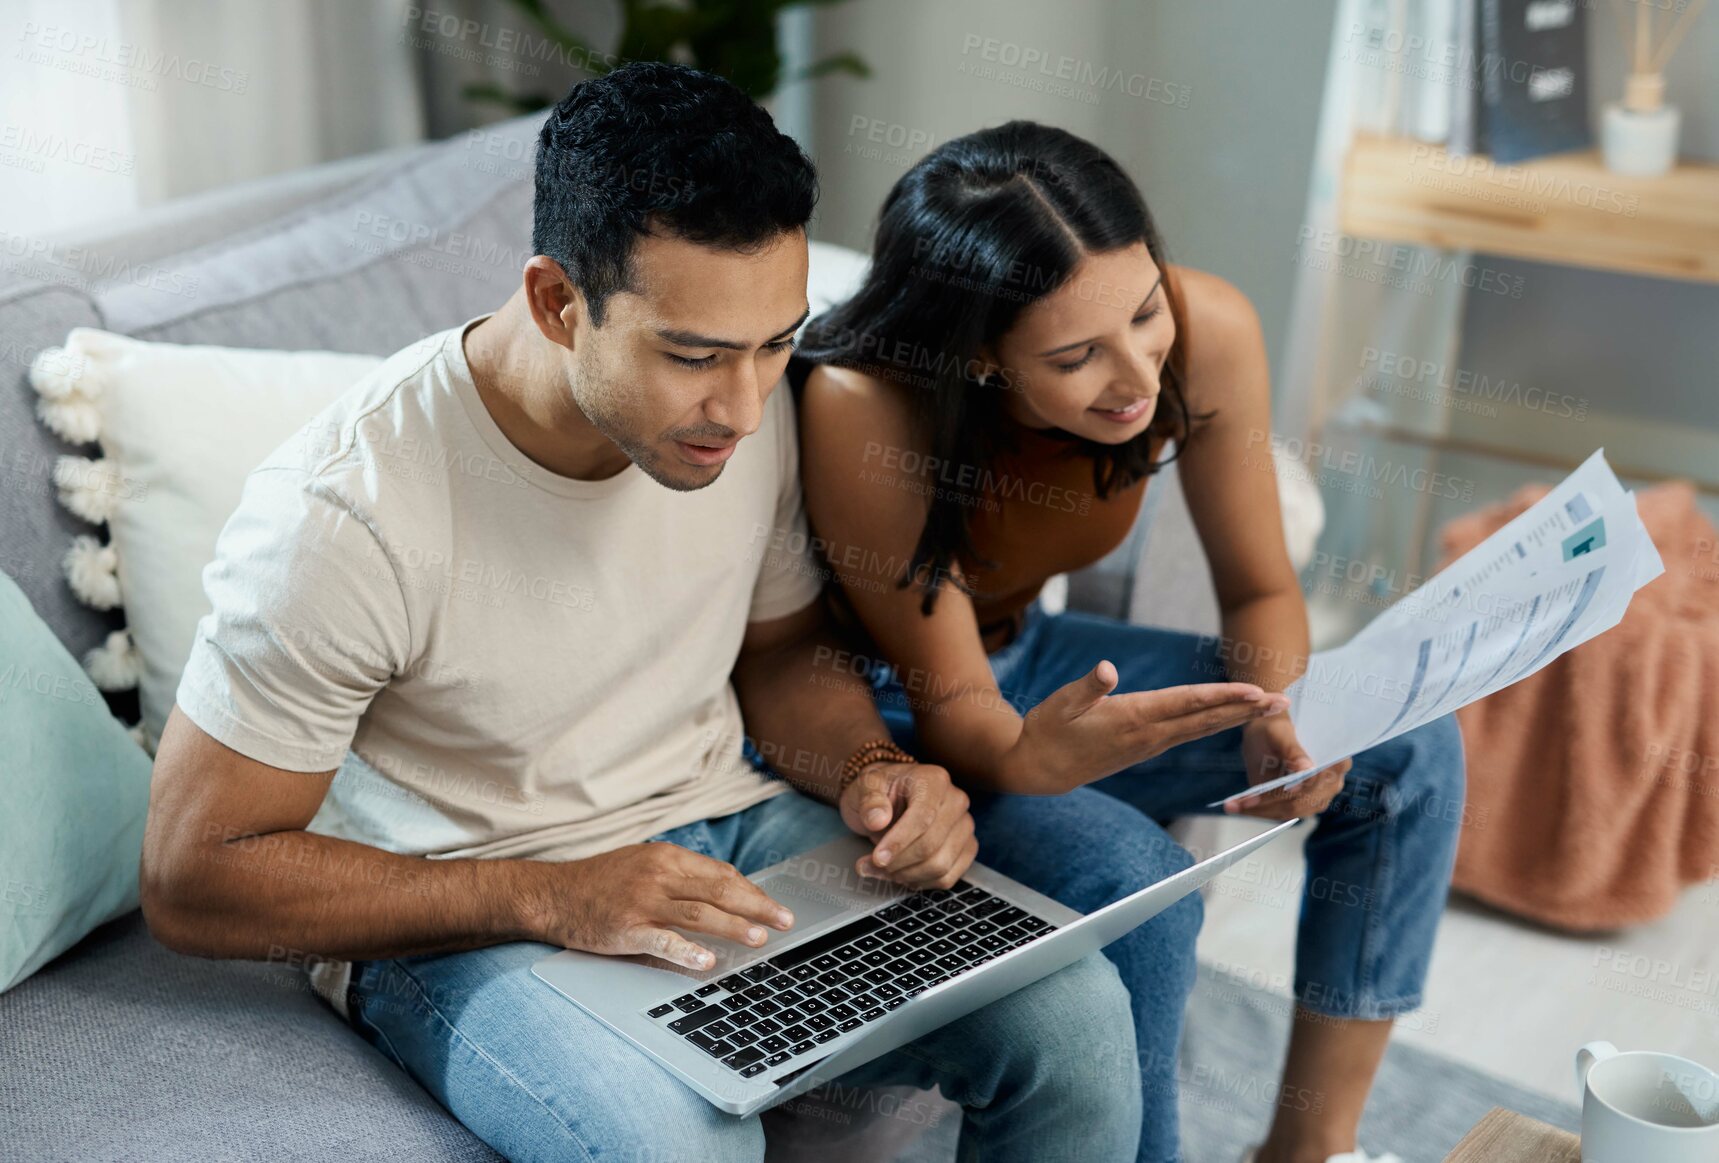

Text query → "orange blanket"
[1438,481,1719,931]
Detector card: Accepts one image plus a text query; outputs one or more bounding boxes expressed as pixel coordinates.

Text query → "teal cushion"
[1,569,150,992]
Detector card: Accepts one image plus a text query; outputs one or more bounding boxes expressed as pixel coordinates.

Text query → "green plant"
[466,0,870,109]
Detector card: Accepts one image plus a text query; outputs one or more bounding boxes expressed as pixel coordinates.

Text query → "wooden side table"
[1443,1108,1580,1161]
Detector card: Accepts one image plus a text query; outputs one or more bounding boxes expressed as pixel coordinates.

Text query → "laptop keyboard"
[641,880,1056,1079]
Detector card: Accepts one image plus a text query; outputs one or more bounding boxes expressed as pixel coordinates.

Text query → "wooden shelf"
[1327,414,1719,497]
[1339,133,1719,284]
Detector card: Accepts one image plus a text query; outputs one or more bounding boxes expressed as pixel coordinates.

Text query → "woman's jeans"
[345,789,1143,1163]
[872,604,1467,1162]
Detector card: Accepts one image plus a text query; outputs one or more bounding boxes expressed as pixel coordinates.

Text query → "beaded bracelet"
[837,739,916,796]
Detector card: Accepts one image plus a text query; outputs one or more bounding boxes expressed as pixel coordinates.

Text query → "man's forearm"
[732,625,890,805]
[145,826,551,962]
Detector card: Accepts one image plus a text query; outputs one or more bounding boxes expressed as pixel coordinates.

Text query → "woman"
[793,122,1464,1163]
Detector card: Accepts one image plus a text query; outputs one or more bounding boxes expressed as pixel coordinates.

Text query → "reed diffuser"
[1602,0,1708,177]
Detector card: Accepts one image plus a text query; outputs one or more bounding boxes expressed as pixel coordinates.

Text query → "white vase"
[1601,102,1680,178]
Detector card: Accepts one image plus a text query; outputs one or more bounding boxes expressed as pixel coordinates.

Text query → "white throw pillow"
[807,240,869,313]
[34,328,382,743]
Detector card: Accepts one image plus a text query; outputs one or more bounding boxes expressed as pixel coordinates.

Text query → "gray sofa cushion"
[0,283,127,702]
[0,914,500,1162]
[115,118,536,355]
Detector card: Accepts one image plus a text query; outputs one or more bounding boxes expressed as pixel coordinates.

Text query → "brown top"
[959,424,1158,650]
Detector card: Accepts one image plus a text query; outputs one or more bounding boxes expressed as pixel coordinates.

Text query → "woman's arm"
[799,365,1023,786]
[1174,268,1309,690]
[1174,267,1352,816]
[800,364,1279,795]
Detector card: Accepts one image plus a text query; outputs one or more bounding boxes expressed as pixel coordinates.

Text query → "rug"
[1177,964,1580,1162]
[807,962,1583,1162]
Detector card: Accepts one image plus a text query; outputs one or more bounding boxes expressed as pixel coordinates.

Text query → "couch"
[0,111,1300,1161]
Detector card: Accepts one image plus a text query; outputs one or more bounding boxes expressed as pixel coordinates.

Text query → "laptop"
[533,817,1301,1116]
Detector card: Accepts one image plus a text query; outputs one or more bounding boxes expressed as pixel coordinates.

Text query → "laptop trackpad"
[754,872,872,931]
[615,838,899,981]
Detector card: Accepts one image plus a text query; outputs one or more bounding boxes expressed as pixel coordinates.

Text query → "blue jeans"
[873,606,1466,1157]
[346,790,1141,1163]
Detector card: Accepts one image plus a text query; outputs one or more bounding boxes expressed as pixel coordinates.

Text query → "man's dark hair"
[533,61,818,326]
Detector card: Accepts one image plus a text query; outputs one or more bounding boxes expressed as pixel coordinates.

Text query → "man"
[141,62,1141,1161]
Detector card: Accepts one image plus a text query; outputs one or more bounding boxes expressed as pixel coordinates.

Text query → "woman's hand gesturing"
[1001,660,1289,794]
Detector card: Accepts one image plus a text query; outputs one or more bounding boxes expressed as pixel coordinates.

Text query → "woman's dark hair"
[533,61,818,326]
[796,120,1204,613]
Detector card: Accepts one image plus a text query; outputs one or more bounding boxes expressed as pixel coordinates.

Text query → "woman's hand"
[1228,715,1351,819]
[1000,660,1290,794]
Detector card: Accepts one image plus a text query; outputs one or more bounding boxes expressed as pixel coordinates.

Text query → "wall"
[804,0,1340,395]
[1098,1,1340,388]
[804,0,1109,248]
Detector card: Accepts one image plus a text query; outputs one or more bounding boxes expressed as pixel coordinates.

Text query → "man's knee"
[1023,954,1143,1146]
[530,1063,765,1163]
[1020,954,1140,1093]
[364,953,766,1162]
[614,1079,765,1163]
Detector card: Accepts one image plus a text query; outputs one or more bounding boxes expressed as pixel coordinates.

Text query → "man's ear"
[522,256,583,351]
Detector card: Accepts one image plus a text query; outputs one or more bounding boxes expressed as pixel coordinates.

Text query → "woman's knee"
[1130,827,1204,936]
[1395,715,1466,809]
[973,790,1192,904]
[1081,837,1205,967]
[1337,717,1467,863]
[1152,888,1204,958]
[1353,715,1466,808]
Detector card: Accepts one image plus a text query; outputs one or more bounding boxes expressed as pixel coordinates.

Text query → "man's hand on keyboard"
[840,761,977,891]
[523,843,797,971]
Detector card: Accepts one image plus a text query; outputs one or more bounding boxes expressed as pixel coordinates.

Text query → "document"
[1211,451,1665,808]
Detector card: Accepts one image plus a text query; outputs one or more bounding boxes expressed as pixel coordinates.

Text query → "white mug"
[1575,1041,1719,1163]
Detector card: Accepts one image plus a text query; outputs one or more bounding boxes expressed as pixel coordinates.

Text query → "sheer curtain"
[1277,0,1473,647]
[2,0,425,237]
[2,0,141,235]
[119,0,425,204]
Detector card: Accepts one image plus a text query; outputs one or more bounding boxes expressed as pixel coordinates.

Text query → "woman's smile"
[1087,395,1156,424]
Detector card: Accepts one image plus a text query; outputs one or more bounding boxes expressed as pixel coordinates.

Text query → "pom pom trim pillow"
[29,329,383,748]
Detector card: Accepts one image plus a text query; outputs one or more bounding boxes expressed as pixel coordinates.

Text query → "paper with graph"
[1211,450,1665,808]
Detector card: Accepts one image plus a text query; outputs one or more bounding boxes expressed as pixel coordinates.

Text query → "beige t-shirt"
[177,315,821,874]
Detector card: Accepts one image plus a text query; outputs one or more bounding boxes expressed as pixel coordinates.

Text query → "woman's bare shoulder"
[1166,264,1267,410]
[802,363,919,443]
[1168,264,1263,350]
[804,362,905,404]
